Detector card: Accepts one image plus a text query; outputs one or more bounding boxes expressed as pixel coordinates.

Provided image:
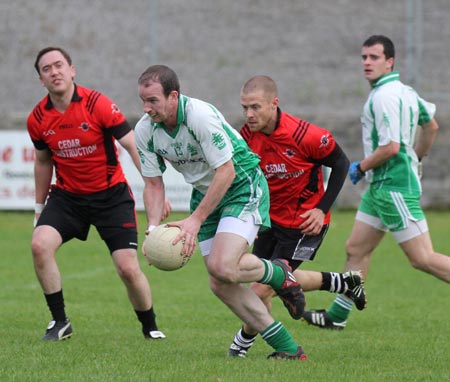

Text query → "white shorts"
[356,211,429,244]
[198,216,260,257]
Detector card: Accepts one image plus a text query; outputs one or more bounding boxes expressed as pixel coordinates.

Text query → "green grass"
[1,210,449,382]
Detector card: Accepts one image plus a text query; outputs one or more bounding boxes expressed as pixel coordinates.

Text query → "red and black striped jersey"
[27,85,131,194]
[240,111,336,228]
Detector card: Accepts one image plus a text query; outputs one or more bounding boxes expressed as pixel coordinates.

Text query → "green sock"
[328,294,352,322]
[258,259,285,289]
[260,321,298,354]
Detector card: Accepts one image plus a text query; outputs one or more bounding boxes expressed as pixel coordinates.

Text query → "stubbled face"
[38,50,75,95]
[361,43,394,83]
[138,80,178,126]
[240,89,278,135]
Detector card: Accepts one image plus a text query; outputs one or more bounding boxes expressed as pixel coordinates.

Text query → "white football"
[143,224,189,271]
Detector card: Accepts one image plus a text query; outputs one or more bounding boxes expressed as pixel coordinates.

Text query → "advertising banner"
[0,131,191,211]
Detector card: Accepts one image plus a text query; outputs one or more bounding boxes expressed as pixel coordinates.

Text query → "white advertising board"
[0,131,191,211]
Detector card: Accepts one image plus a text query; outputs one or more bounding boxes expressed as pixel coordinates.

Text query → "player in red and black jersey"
[229,76,366,357]
[27,47,165,341]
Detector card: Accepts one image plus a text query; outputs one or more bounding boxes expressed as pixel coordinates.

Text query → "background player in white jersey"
[303,35,450,330]
[135,65,307,360]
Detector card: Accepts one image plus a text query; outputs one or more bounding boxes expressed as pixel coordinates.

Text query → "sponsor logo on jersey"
[78,122,90,132]
[265,163,287,174]
[265,169,305,180]
[58,139,81,149]
[283,148,296,157]
[111,104,121,114]
[187,143,198,156]
[319,134,330,148]
[43,129,56,136]
[212,133,226,150]
[173,157,206,166]
[54,138,97,158]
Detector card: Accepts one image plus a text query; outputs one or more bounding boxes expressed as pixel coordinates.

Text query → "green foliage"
[1,210,449,382]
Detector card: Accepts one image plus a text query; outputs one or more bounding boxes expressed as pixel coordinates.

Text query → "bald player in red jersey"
[228,75,366,357]
[27,46,165,341]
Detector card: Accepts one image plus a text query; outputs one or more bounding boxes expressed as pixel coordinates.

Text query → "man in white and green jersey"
[135,65,306,360]
[303,35,450,330]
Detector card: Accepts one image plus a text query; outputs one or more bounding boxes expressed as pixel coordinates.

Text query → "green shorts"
[359,186,425,232]
[190,167,271,242]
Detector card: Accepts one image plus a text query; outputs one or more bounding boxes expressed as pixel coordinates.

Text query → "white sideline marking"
[16,266,112,291]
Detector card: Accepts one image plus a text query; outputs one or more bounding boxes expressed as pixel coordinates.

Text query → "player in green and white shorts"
[135,65,307,360]
[358,187,427,243]
[303,35,450,331]
[191,163,270,258]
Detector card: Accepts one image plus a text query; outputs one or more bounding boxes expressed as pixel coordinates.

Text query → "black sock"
[321,272,346,293]
[241,326,257,340]
[232,327,257,351]
[320,272,332,291]
[135,307,158,333]
[44,290,67,322]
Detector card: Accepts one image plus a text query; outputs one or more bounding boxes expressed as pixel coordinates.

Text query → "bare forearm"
[143,177,165,227]
[34,159,53,203]
[359,141,399,172]
[415,119,439,160]
[191,162,235,223]
[119,131,142,172]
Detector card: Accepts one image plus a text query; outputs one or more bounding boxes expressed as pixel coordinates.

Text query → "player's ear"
[386,57,394,71]
[169,90,179,101]
[272,97,279,109]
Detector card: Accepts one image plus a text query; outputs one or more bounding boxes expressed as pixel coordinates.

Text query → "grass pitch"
[1,210,449,381]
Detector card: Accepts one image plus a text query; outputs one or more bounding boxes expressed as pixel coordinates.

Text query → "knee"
[31,236,46,257]
[116,259,141,283]
[408,256,428,272]
[207,258,237,284]
[31,235,54,267]
[31,228,61,261]
[345,238,371,262]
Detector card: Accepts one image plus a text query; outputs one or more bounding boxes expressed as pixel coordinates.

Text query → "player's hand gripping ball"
[143,225,190,271]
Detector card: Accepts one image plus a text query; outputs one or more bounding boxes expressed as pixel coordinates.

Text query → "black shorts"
[253,221,329,271]
[37,183,138,253]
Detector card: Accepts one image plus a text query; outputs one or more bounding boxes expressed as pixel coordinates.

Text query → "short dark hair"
[138,65,180,97]
[362,35,395,60]
[34,46,72,74]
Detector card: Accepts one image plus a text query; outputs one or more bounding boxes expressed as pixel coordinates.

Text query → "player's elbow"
[388,141,400,156]
[216,160,236,184]
[424,118,439,133]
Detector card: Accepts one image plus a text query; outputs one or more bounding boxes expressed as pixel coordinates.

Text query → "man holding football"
[135,64,307,360]
[303,35,450,329]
